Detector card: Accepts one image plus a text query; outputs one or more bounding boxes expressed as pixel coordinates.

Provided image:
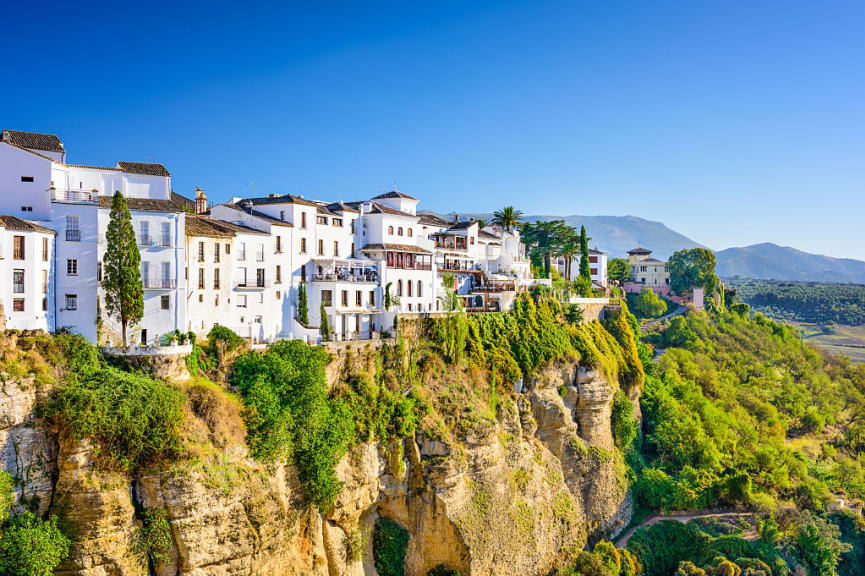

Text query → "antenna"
[392,178,398,191]
[248,182,256,195]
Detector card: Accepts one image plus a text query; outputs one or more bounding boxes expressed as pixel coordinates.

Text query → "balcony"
[311,272,379,283]
[142,277,176,290]
[52,189,97,203]
[234,280,270,290]
[66,230,81,242]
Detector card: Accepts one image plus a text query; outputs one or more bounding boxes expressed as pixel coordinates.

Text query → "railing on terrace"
[234,280,270,289]
[312,273,379,283]
[52,189,97,203]
[142,277,176,289]
[139,235,156,247]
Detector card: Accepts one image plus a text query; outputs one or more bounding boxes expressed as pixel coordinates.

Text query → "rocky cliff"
[0,332,639,576]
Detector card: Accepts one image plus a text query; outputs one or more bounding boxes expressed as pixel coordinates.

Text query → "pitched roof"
[1,130,64,152]
[360,243,432,254]
[185,214,236,238]
[242,194,318,207]
[372,190,417,201]
[588,248,606,255]
[344,201,417,218]
[0,215,56,234]
[628,247,652,254]
[170,191,195,212]
[221,202,293,227]
[478,229,500,240]
[326,201,359,213]
[641,258,666,264]
[447,220,476,231]
[116,161,171,177]
[418,213,449,226]
[98,196,182,212]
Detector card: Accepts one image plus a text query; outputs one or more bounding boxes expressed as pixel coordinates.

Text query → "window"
[300,238,307,253]
[20,206,32,212]
[397,280,403,296]
[256,268,265,287]
[198,242,205,261]
[162,262,170,286]
[301,264,307,282]
[161,295,170,310]
[590,268,598,276]
[214,269,220,289]
[161,222,171,247]
[317,215,327,225]
[333,218,343,227]
[42,237,48,261]
[237,294,248,308]
[214,243,220,263]
[13,236,24,260]
[355,291,362,306]
[321,290,332,307]
[351,242,355,258]
[13,270,24,293]
[333,241,339,256]
[388,226,394,235]
[369,290,375,306]
[66,216,80,241]
[301,212,307,228]
[407,280,412,297]
[589,256,598,264]
[276,291,281,300]
[275,265,282,283]
[97,262,103,282]
[142,261,150,283]
[280,210,285,221]
[67,259,78,276]
[21,176,34,183]
[215,294,219,306]
[13,299,24,312]
[276,236,282,253]
[257,243,264,261]
[198,268,205,289]
[239,242,246,261]
[42,298,47,311]
[417,280,422,297]
[470,237,475,245]
[341,290,348,306]
[199,294,203,302]
[140,221,150,245]
[408,228,413,237]
[398,227,403,236]
[317,239,324,256]
[42,270,48,294]
[225,243,231,255]
[254,316,262,324]
[350,220,355,233]
[65,294,77,311]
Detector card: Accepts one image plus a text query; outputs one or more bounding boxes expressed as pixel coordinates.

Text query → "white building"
[0,216,55,331]
[555,248,609,289]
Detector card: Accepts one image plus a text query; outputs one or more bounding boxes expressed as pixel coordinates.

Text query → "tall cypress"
[320,301,330,340]
[579,225,591,281]
[103,191,143,346]
[297,283,309,324]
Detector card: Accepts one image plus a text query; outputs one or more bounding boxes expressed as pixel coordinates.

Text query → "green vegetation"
[492,205,523,232]
[668,248,718,297]
[728,279,865,326]
[628,289,668,319]
[43,334,184,471]
[561,539,641,576]
[139,508,173,565]
[609,258,631,284]
[297,282,309,324]
[0,471,71,576]
[102,190,144,346]
[320,302,330,340]
[373,517,410,576]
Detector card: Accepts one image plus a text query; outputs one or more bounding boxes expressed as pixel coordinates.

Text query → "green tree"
[667,248,718,298]
[608,258,631,284]
[434,273,468,362]
[796,511,851,576]
[103,190,143,346]
[492,206,524,231]
[297,283,309,324]
[522,220,569,278]
[555,226,580,280]
[320,302,330,340]
[474,218,488,229]
[631,288,668,318]
[578,225,591,282]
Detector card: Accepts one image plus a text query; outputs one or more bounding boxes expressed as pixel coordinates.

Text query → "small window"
[321,290,332,307]
[398,227,403,236]
[13,299,25,312]
[369,290,375,306]
[333,241,339,257]
[407,281,412,297]
[161,295,170,310]
[42,237,49,261]
[300,238,307,253]
[417,280,422,297]
[333,218,343,227]
[42,298,47,311]
[388,226,394,235]
[198,294,203,302]
[67,259,78,276]
[355,291,362,306]
[317,215,327,225]
[65,294,78,311]
[13,236,24,259]
[317,239,324,256]
[97,262,103,282]
[276,265,282,283]
[341,290,348,306]
[20,206,33,212]
[276,290,281,300]
[21,176,34,183]
[225,243,231,255]
[408,228,413,237]
[301,212,307,228]
[280,210,285,221]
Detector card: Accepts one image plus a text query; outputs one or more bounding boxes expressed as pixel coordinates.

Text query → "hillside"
[451,213,705,259]
[717,243,865,283]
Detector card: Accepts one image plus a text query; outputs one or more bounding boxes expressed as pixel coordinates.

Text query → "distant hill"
[451,213,705,260]
[716,243,865,283]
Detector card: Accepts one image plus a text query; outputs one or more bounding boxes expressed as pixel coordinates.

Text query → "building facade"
[623,247,671,297]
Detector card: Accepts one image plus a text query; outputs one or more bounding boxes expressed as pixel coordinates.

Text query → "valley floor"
[790,322,865,363]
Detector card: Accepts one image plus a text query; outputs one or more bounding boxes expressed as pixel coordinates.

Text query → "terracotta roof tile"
[1,130,64,152]
[372,190,417,201]
[0,215,56,234]
[98,196,182,212]
[116,161,171,177]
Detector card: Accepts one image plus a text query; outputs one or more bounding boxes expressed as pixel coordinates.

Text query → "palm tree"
[492,206,524,232]
[475,218,489,229]
[555,226,580,280]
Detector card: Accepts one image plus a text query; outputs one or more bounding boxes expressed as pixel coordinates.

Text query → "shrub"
[139,508,173,564]
[373,517,410,576]
[629,289,668,319]
[611,389,638,450]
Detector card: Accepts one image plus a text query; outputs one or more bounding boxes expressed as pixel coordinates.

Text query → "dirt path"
[614,511,754,548]
[642,305,687,329]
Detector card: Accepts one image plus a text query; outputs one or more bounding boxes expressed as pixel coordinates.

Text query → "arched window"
[397,280,403,296]
[407,281,412,297]
[417,280,422,297]
[398,227,403,236]
[388,226,394,235]
[408,228,413,237]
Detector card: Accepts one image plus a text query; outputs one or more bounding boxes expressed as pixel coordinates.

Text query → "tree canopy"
[102,190,143,346]
[668,248,718,297]
[492,206,523,231]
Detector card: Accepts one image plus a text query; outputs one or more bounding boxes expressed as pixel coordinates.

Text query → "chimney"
[194,187,207,214]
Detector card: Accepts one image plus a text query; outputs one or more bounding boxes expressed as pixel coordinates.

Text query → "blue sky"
[2,1,863,258]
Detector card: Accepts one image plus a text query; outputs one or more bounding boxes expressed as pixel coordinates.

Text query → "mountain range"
[448,212,865,284]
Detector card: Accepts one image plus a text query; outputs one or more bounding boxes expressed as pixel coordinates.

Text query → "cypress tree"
[297,283,309,324]
[579,225,591,281]
[103,191,143,347]
[320,301,330,340]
